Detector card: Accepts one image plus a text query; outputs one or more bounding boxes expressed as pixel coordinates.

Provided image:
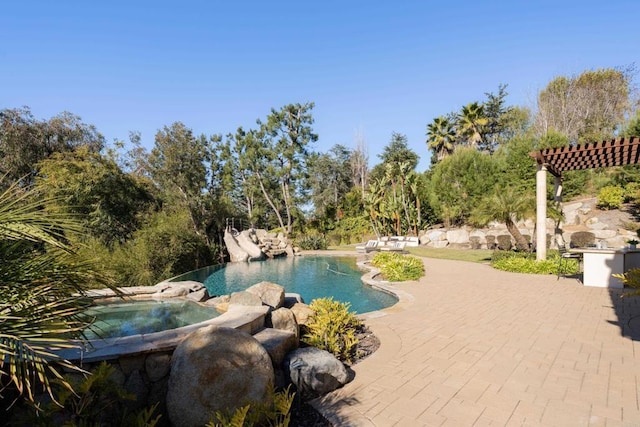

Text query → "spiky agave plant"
[0,179,115,406]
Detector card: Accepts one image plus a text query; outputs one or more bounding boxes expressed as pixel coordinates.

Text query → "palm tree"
[457,102,488,149]
[364,179,385,239]
[470,186,535,251]
[0,180,114,405]
[426,116,456,162]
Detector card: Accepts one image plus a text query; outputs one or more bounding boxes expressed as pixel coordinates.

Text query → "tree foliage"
[148,122,216,243]
[535,67,632,143]
[365,133,423,236]
[0,108,104,187]
[426,116,456,163]
[457,102,488,149]
[470,186,536,251]
[428,148,498,226]
[36,148,156,246]
[307,144,353,220]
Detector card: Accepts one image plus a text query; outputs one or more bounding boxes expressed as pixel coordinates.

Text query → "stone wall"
[418,198,638,250]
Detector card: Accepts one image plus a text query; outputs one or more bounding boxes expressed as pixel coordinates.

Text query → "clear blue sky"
[2,1,638,171]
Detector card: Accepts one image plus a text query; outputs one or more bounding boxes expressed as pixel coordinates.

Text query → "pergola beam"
[530,136,640,258]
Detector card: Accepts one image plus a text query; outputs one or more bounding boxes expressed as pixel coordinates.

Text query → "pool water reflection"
[172,256,397,314]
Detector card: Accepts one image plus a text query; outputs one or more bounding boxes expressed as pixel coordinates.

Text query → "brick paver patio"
[311,256,640,426]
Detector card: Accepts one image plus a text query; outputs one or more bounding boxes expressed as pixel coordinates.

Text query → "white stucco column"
[536,163,547,261]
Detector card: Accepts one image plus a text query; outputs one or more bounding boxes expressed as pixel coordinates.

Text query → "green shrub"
[296,234,327,250]
[496,235,513,250]
[371,252,425,282]
[569,231,595,248]
[303,298,361,362]
[490,250,532,263]
[597,185,625,210]
[624,182,640,203]
[14,362,161,426]
[490,251,578,275]
[83,210,213,287]
[209,385,295,427]
[612,268,640,298]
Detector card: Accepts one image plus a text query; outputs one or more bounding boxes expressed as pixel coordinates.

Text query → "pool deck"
[310,254,640,426]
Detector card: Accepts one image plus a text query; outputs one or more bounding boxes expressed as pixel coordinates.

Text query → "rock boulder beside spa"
[166,326,274,427]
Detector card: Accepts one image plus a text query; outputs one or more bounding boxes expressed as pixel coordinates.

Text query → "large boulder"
[246,281,285,309]
[229,291,263,306]
[425,229,445,241]
[254,328,299,368]
[268,307,299,339]
[446,229,469,244]
[151,281,205,298]
[284,347,350,399]
[166,326,274,427]
[289,303,315,328]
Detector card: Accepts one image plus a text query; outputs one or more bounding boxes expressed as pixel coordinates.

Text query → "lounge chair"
[380,241,406,253]
[356,240,379,253]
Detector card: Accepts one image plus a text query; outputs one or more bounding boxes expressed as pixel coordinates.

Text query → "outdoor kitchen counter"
[569,247,640,288]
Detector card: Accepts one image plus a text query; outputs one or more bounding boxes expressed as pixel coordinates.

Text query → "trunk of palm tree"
[506,219,530,251]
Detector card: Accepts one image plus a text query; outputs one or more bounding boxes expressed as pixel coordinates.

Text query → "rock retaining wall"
[419,198,638,250]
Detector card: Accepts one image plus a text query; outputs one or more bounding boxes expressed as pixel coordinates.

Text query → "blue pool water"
[172,256,397,314]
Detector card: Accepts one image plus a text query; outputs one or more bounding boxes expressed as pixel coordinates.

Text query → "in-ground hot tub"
[84,298,222,340]
[58,282,269,363]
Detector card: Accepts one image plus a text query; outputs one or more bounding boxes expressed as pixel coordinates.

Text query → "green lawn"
[327,245,493,264]
[406,247,493,263]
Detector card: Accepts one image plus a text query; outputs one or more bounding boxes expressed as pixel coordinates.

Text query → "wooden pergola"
[530,136,640,260]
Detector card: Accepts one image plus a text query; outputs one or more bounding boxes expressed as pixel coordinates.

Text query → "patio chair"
[356,240,379,253]
[557,244,582,279]
[380,241,407,253]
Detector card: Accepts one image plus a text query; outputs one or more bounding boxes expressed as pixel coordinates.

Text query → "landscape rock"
[432,240,449,248]
[145,352,172,382]
[254,327,298,367]
[246,281,285,309]
[446,229,469,244]
[167,326,274,427]
[268,307,299,339]
[185,288,209,302]
[284,347,350,399]
[119,354,145,375]
[152,286,189,298]
[284,293,304,308]
[593,229,617,239]
[151,281,204,299]
[229,291,264,306]
[289,303,315,327]
[425,230,445,242]
[124,370,148,411]
[204,294,231,312]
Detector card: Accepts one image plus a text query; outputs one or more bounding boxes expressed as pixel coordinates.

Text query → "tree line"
[0,67,639,286]
[1,65,640,411]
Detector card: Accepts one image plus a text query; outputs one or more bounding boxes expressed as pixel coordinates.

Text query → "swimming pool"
[172,256,398,314]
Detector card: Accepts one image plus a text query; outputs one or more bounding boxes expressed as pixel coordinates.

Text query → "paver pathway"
[312,256,640,426]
